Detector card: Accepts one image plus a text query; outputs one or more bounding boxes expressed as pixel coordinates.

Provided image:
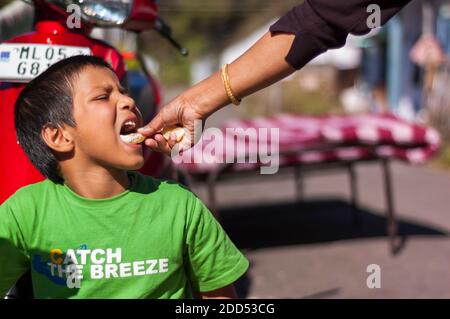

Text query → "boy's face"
[69,66,145,171]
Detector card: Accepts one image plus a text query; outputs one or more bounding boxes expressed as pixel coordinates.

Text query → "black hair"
[15,55,115,183]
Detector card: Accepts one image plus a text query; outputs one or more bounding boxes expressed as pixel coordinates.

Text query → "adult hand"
[138,31,296,155]
[138,94,209,155]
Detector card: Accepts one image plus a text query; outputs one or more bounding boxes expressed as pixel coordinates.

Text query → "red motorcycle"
[0,0,187,204]
[0,0,187,298]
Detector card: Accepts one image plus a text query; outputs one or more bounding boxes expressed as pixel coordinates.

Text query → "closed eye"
[95,94,109,100]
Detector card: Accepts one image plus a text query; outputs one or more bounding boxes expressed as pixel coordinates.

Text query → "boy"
[0,55,249,299]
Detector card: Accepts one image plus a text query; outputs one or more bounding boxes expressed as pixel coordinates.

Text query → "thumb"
[138,112,165,136]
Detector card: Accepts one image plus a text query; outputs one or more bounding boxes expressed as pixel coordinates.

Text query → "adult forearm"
[182,32,296,117]
[138,0,413,155]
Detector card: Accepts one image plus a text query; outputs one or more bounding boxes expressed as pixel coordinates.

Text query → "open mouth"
[120,120,145,144]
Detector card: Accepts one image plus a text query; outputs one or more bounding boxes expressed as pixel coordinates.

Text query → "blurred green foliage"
[139,0,299,86]
[0,0,13,8]
[281,80,341,115]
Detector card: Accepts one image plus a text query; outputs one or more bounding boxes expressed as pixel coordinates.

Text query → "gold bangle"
[221,64,241,106]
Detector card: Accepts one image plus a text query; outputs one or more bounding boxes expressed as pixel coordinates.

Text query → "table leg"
[294,166,304,202]
[348,163,361,226]
[382,158,399,254]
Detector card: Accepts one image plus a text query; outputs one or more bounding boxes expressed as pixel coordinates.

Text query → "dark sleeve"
[269,0,412,69]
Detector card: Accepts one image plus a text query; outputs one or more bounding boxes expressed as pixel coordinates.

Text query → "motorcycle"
[0,0,187,298]
[0,0,188,204]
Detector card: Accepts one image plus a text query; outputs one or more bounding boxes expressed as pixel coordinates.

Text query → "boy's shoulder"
[130,172,203,219]
[130,171,196,200]
[4,173,199,209]
[0,180,55,226]
[130,172,198,204]
[7,179,55,203]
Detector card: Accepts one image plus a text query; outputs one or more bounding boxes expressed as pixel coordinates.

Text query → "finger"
[138,112,164,136]
[144,138,161,152]
[138,102,179,136]
[155,134,172,155]
[167,132,177,149]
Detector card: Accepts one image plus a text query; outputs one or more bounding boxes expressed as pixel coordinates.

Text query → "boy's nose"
[118,95,136,111]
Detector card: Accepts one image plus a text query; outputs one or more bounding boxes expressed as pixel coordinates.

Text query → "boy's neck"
[62,167,130,199]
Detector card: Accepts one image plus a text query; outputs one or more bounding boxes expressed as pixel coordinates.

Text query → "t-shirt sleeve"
[185,198,249,293]
[269,0,411,69]
[0,196,30,297]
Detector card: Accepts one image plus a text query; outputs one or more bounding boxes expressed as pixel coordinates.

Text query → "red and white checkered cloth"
[175,113,441,173]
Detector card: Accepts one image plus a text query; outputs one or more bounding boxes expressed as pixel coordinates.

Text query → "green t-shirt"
[0,172,249,299]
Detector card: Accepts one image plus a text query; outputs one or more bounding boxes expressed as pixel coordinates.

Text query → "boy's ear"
[41,124,75,153]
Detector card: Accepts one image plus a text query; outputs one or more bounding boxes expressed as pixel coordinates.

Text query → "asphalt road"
[190,161,450,298]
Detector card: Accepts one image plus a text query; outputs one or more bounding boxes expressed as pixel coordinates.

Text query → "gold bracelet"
[221,64,241,106]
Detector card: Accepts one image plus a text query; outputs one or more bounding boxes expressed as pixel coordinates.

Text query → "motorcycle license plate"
[0,43,92,82]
